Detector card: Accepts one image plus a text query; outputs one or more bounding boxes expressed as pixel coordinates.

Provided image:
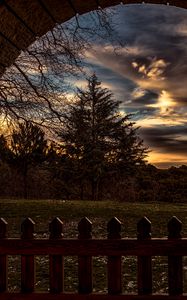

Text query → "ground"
[1,199,187,293]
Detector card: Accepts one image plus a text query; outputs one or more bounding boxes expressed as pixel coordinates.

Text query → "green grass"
[1,199,187,237]
[1,199,187,293]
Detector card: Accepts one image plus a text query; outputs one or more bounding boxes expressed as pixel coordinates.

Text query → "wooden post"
[49,217,64,294]
[0,218,7,292]
[107,217,122,295]
[137,216,152,295]
[168,216,183,296]
[78,217,92,294]
[21,217,35,293]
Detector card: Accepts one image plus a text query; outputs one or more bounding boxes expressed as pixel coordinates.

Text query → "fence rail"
[0,216,187,299]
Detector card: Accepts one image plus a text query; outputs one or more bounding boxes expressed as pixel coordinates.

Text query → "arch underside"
[0,0,186,76]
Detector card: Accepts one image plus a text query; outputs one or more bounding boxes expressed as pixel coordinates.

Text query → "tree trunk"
[80,181,84,201]
[23,164,28,199]
[91,179,99,201]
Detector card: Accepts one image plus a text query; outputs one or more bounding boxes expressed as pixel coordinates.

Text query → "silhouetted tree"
[0,134,12,162]
[9,121,48,199]
[59,74,148,200]
[0,9,117,128]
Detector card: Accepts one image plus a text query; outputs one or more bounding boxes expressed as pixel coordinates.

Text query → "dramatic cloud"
[75,4,187,167]
[141,125,187,153]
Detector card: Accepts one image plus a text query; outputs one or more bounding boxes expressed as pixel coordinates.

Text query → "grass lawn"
[1,199,187,294]
[1,199,187,237]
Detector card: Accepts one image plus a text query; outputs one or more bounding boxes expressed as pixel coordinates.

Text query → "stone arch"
[0,0,186,76]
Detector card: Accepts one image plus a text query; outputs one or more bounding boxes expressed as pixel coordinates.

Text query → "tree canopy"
[0,121,48,199]
[59,74,148,200]
[0,9,118,128]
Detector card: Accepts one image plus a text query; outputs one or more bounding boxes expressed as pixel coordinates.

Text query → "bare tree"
[0,8,118,130]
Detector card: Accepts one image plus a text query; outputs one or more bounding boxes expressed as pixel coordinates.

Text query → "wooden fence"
[0,215,187,299]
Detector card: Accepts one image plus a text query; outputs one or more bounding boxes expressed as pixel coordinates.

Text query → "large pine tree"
[60,74,148,200]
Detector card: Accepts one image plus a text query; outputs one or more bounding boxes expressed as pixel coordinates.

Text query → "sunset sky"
[71,4,187,168]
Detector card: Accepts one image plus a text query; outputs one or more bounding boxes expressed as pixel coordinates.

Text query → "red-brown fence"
[0,216,187,299]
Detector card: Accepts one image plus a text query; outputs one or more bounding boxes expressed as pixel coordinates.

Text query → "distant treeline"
[134,164,187,203]
[0,75,185,202]
[0,147,186,203]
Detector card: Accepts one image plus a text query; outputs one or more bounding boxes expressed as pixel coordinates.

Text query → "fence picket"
[21,217,35,293]
[137,216,152,295]
[49,217,64,293]
[168,216,183,296]
[78,217,92,294]
[0,218,7,292]
[107,217,122,295]
[0,215,186,299]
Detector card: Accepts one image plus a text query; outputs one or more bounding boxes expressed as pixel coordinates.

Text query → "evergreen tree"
[60,74,148,200]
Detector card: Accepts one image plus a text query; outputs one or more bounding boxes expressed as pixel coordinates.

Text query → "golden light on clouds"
[132,57,169,81]
[147,59,168,79]
[80,5,187,168]
[148,151,187,167]
[136,117,181,128]
[147,90,176,115]
[132,87,146,99]
[158,90,176,114]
